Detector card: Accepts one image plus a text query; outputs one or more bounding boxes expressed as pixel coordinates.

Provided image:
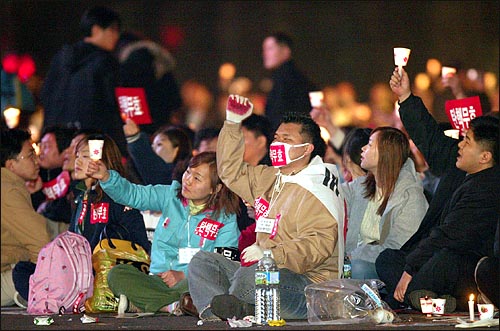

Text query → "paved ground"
[1,306,498,330]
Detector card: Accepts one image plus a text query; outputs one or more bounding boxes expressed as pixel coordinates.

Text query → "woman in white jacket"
[341,127,428,279]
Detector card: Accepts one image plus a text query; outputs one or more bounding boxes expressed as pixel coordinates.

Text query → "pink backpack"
[27,231,94,315]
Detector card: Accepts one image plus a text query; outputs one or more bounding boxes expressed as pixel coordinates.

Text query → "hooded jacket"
[41,41,127,156]
[217,121,344,282]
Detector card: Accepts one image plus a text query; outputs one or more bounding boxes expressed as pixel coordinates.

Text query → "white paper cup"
[431,298,446,315]
[309,91,324,108]
[3,107,21,129]
[441,66,457,78]
[477,304,494,320]
[420,297,433,314]
[88,140,104,161]
[444,129,460,139]
[394,47,411,67]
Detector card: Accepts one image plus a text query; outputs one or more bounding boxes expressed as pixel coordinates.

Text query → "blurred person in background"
[32,126,75,239]
[262,32,317,131]
[192,127,220,156]
[116,32,183,136]
[123,118,192,185]
[236,114,273,254]
[41,6,128,157]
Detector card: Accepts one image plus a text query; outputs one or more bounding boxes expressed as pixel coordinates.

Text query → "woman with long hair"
[85,151,240,315]
[70,133,150,253]
[341,127,428,279]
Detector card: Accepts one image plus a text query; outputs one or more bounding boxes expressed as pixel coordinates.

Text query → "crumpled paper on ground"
[227,315,255,327]
[455,317,499,328]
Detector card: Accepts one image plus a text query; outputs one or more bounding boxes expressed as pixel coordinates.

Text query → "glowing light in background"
[483,72,497,91]
[219,62,236,81]
[415,72,431,91]
[160,25,185,52]
[467,68,479,81]
[319,126,330,143]
[259,78,273,94]
[2,53,20,74]
[3,107,21,128]
[426,58,441,79]
[17,55,36,83]
[228,77,252,95]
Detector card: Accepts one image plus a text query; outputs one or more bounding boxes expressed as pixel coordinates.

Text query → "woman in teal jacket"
[86,152,241,314]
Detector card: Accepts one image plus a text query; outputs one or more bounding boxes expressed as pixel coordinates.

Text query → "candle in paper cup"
[441,66,457,78]
[309,91,324,108]
[420,296,433,315]
[394,47,411,76]
[88,140,104,161]
[3,107,21,128]
[477,303,494,320]
[444,129,460,139]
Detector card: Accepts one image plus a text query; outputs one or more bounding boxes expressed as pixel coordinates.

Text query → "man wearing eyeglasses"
[1,128,50,308]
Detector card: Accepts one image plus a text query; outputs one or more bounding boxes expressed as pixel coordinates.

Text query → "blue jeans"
[187,250,312,319]
[351,259,379,280]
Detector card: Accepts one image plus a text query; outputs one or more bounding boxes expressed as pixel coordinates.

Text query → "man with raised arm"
[187,95,344,321]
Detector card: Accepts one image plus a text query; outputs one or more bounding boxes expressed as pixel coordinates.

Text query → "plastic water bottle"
[343,255,352,279]
[255,250,280,325]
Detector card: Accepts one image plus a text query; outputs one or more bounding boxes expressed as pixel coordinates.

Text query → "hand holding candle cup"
[309,91,324,108]
[441,66,457,78]
[88,139,104,161]
[394,47,411,76]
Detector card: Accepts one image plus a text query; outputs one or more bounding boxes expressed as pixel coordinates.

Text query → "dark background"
[1,0,498,102]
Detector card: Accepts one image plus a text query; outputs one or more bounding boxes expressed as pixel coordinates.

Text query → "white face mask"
[269,142,309,168]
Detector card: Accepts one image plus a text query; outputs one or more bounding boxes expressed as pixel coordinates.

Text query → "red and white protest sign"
[195,218,224,241]
[445,96,482,136]
[90,202,110,224]
[42,171,70,200]
[253,197,270,221]
[115,87,152,124]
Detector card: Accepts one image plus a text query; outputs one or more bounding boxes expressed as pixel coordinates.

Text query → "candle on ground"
[468,294,475,321]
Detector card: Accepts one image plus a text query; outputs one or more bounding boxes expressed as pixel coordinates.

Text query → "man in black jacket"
[41,6,128,157]
[376,68,499,312]
[262,32,317,131]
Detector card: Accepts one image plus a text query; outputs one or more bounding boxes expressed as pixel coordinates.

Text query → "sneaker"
[179,292,199,317]
[210,294,255,320]
[13,291,27,309]
[409,289,437,311]
[117,294,141,315]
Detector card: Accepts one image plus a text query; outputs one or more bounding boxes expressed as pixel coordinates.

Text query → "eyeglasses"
[16,150,37,161]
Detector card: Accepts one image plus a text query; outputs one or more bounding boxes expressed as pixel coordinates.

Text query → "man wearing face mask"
[187,95,344,321]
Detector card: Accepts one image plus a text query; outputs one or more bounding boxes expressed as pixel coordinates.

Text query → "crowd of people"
[1,5,498,322]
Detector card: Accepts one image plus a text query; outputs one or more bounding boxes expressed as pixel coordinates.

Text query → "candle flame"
[469,294,474,301]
